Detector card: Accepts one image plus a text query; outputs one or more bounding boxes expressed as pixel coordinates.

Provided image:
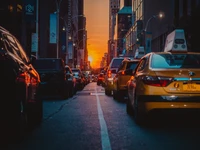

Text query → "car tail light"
[141,75,173,87]
[107,70,111,78]
[16,72,26,83]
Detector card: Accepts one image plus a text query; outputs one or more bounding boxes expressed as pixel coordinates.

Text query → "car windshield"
[151,53,200,69]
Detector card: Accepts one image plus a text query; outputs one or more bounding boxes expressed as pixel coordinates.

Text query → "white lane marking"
[90,93,105,95]
[95,87,112,150]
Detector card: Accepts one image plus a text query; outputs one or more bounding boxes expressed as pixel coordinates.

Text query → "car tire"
[105,89,111,96]
[126,98,133,116]
[133,96,145,125]
[69,86,74,97]
[113,90,117,100]
[61,83,69,99]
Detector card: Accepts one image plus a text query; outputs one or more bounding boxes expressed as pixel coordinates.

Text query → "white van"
[134,46,145,59]
[164,29,187,52]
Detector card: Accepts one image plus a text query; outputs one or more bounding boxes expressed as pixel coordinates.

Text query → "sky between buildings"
[84,0,109,68]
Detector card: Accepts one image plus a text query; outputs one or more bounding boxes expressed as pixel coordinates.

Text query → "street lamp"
[60,15,84,65]
[144,12,164,53]
[144,12,164,32]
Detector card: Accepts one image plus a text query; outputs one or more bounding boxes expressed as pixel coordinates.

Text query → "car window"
[65,66,72,73]
[14,37,30,63]
[126,62,138,70]
[137,58,147,72]
[110,59,123,68]
[4,34,29,64]
[99,74,104,77]
[33,59,63,70]
[151,54,200,69]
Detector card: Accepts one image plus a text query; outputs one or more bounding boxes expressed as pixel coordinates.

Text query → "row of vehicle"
[0,25,89,143]
[32,58,90,99]
[104,29,200,125]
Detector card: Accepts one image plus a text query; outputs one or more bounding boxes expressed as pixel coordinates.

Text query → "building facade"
[108,0,120,64]
[123,0,200,58]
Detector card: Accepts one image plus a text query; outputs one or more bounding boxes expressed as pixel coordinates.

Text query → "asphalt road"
[5,82,200,150]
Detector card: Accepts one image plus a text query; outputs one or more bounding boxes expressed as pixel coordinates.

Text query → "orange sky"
[84,0,109,68]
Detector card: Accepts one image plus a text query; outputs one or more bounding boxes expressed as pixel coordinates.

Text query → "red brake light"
[107,70,111,78]
[16,72,26,83]
[141,76,173,87]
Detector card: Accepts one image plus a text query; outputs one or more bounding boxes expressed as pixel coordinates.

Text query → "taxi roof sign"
[164,29,187,52]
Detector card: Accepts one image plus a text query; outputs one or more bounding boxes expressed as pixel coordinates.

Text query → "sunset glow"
[88,55,93,63]
[84,0,109,68]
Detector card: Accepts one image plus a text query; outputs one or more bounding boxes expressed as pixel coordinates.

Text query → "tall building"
[124,0,174,57]
[108,0,120,64]
[123,0,200,58]
[114,0,132,56]
[174,0,200,51]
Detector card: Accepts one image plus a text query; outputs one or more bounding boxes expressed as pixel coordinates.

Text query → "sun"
[88,56,93,62]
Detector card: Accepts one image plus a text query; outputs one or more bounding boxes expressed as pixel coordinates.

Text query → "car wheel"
[113,90,116,99]
[133,96,145,125]
[105,89,111,96]
[115,90,121,101]
[61,83,69,99]
[69,86,74,97]
[126,98,133,116]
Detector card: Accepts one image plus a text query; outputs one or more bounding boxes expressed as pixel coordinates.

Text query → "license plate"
[183,83,200,91]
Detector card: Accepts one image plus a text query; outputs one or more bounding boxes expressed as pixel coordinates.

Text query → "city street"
[5,82,200,150]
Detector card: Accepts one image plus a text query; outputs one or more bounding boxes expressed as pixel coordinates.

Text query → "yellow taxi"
[126,29,200,124]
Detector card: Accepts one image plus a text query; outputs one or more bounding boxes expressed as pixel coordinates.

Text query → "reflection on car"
[0,26,42,141]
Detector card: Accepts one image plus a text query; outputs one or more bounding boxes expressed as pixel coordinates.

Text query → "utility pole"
[55,0,63,58]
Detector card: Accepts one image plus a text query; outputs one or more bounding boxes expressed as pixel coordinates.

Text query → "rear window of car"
[151,53,200,69]
[110,58,124,68]
[99,74,104,77]
[33,59,63,70]
[126,62,139,70]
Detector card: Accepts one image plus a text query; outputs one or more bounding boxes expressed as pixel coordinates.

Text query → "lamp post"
[60,15,84,65]
[144,12,164,53]
[55,0,63,58]
[73,28,85,67]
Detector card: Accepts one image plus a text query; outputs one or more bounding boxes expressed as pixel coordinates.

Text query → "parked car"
[32,58,68,99]
[0,26,42,140]
[65,65,76,97]
[97,73,105,86]
[71,68,85,90]
[104,57,124,95]
[113,58,139,101]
